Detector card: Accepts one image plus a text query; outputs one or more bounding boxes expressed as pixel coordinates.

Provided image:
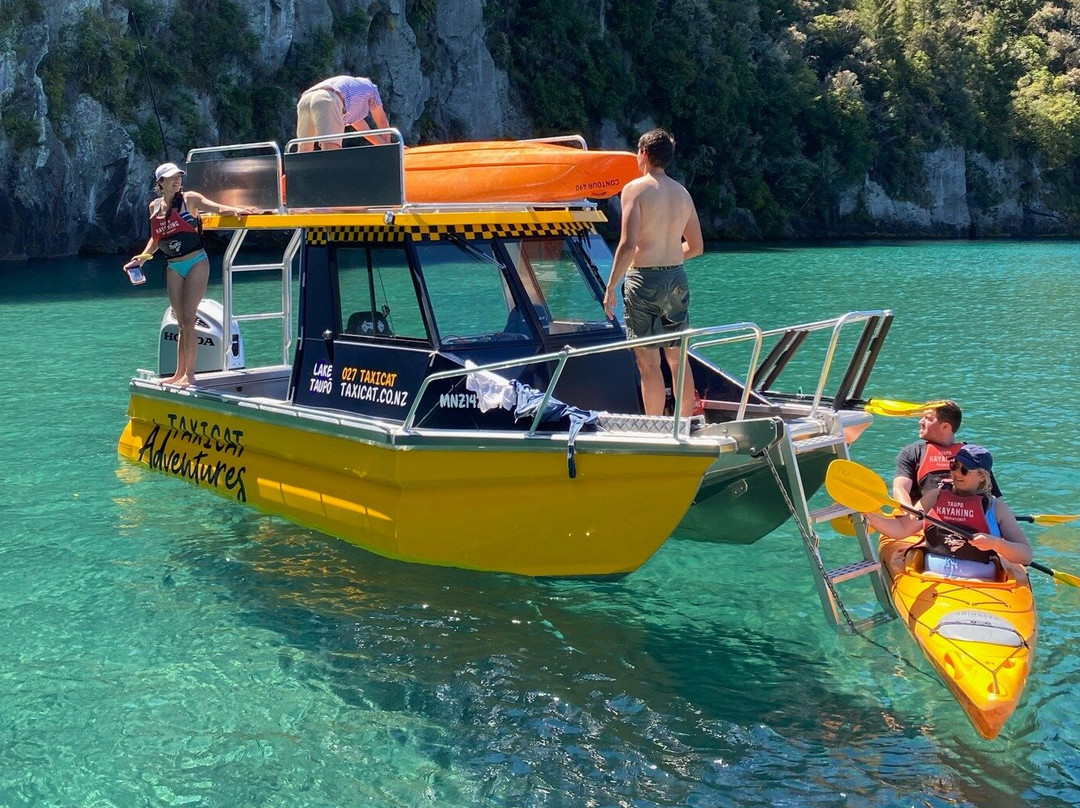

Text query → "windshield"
[501,237,615,336]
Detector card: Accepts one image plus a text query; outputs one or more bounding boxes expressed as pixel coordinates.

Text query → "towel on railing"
[464,363,598,478]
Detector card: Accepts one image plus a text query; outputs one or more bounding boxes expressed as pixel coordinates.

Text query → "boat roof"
[201,205,608,232]
[181,132,638,233]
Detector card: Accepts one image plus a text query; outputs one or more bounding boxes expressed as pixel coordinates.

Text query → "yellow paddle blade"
[830,514,879,537]
[825,459,904,515]
[1031,513,1080,526]
[1030,560,1080,588]
[863,398,948,417]
[1054,569,1080,587]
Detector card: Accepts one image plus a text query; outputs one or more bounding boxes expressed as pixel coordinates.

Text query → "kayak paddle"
[825,458,1080,588]
[1029,561,1080,587]
[861,398,947,417]
[1015,513,1080,526]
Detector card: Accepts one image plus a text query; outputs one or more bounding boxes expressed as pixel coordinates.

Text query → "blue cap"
[955,444,993,472]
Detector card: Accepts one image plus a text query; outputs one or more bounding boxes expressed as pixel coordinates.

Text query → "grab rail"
[400,309,891,436]
[689,309,892,419]
[402,322,763,439]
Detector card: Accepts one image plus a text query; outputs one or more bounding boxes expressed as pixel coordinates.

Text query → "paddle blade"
[1054,569,1080,587]
[830,514,879,537]
[863,398,947,417]
[825,459,901,514]
[1030,560,1080,588]
[1032,513,1080,526]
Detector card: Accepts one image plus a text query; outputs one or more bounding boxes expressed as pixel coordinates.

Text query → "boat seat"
[346,310,393,338]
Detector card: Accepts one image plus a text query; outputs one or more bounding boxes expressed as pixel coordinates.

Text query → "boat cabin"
[166,132,890,443]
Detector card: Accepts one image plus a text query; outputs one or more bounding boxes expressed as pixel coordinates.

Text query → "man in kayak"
[603,129,704,417]
[296,75,391,151]
[892,400,1000,507]
[868,445,1031,580]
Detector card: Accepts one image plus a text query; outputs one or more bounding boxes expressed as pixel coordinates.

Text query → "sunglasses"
[949,460,976,476]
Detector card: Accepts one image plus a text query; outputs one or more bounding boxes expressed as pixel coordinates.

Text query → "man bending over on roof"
[603,128,704,417]
[296,75,391,151]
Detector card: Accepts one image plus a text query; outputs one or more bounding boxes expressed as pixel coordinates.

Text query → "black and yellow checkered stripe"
[307,221,592,245]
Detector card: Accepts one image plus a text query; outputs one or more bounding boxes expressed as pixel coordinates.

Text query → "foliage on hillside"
[7,0,1080,235]
[489,0,1080,231]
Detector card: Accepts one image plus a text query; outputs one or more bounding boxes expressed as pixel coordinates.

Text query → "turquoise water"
[2,241,1079,806]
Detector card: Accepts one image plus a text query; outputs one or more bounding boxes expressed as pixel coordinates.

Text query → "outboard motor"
[158,298,245,376]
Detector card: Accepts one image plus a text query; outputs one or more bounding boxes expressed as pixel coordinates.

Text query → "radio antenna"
[129,11,168,162]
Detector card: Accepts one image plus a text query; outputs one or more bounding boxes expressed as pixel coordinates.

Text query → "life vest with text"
[924,485,997,564]
[915,441,963,498]
[151,193,204,258]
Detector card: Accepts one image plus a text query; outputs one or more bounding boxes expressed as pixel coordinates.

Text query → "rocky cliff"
[0,0,530,260]
[0,0,1071,260]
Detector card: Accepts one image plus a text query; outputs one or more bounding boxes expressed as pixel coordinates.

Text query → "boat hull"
[118,388,716,577]
[675,451,832,544]
[879,536,1036,739]
[404,142,639,203]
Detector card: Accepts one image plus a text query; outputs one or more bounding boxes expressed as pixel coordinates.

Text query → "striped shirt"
[313,76,383,126]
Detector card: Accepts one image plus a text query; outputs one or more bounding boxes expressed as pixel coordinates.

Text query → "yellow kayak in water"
[879,535,1037,739]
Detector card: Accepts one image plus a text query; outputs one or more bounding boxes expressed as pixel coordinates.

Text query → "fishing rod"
[129,11,168,162]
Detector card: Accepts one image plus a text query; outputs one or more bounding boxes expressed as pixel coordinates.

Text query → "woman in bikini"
[124,162,255,386]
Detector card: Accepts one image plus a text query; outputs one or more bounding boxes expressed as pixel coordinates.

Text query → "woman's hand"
[967,533,999,553]
[123,252,153,270]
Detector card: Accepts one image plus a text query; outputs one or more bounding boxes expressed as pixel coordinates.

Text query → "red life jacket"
[916,441,962,487]
[924,486,995,564]
[151,193,204,258]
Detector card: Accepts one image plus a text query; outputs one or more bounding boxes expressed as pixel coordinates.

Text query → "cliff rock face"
[836,147,1061,238]
[0,0,527,260]
[0,1,1072,258]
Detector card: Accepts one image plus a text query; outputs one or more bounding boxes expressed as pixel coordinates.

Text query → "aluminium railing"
[401,309,891,439]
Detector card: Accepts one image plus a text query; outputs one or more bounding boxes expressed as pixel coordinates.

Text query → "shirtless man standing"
[603,128,704,416]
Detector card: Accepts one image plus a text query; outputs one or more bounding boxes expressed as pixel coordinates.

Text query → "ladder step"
[233,312,286,323]
[849,612,895,633]
[809,502,855,523]
[826,559,880,584]
[792,434,847,454]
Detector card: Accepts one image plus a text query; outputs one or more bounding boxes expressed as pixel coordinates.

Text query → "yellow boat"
[118,135,895,580]
[879,535,1037,739]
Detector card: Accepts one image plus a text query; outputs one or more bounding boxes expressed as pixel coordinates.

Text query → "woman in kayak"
[864,444,1032,580]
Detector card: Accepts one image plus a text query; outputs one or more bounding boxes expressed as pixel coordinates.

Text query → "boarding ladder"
[219,228,303,369]
[771,416,896,631]
[749,308,897,631]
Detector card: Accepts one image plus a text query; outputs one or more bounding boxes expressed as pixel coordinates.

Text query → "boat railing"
[402,322,764,439]
[283,129,406,209]
[402,309,891,437]
[184,134,614,217]
[689,309,893,419]
[218,227,304,368]
[186,141,285,212]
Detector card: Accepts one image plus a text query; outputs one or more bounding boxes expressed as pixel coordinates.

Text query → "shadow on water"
[130,488,1053,808]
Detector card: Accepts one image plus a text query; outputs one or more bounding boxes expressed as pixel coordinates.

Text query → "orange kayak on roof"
[403,141,639,203]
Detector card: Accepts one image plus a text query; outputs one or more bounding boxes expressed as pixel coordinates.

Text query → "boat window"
[337,247,428,341]
[420,241,530,342]
[502,237,615,335]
